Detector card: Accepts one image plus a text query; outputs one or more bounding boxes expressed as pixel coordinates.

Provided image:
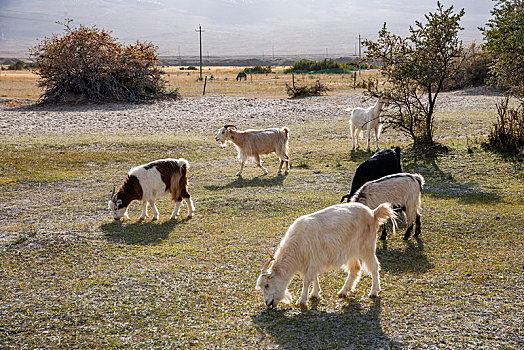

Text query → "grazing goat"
[346,98,384,152]
[108,158,194,221]
[350,173,424,240]
[256,202,397,308]
[215,125,290,176]
[341,147,403,203]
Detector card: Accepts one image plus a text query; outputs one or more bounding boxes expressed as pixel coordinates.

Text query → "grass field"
[0,66,376,100]
[0,71,523,348]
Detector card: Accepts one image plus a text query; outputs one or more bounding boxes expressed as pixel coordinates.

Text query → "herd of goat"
[108,98,424,308]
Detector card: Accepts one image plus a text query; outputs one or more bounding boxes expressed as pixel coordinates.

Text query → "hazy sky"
[0,0,494,57]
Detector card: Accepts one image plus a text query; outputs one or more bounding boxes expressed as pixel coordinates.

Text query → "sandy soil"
[0,87,501,137]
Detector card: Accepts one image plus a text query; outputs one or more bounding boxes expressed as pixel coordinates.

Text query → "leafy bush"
[286,80,329,98]
[30,20,178,103]
[244,65,271,74]
[485,97,524,153]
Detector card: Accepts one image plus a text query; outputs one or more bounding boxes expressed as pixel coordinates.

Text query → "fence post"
[203,76,207,95]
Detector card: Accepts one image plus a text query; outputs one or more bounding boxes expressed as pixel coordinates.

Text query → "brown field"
[0,66,378,100]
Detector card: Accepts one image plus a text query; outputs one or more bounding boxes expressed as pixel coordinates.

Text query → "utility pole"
[358,34,361,77]
[178,45,181,66]
[272,43,274,59]
[195,24,204,79]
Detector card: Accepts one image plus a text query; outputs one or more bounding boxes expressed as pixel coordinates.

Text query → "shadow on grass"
[204,174,286,190]
[403,143,502,204]
[100,217,192,245]
[252,298,402,348]
[377,238,434,274]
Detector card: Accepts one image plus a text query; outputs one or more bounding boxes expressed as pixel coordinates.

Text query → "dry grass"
[0,66,379,100]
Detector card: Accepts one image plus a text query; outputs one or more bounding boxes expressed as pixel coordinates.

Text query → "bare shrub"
[286,80,329,98]
[486,97,524,153]
[30,20,178,104]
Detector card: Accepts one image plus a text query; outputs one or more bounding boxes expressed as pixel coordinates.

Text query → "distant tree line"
[284,59,377,74]
[1,60,37,71]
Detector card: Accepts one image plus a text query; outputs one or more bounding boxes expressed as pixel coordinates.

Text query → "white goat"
[256,202,396,308]
[108,158,194,221]
[346,98,384,152]
[351,173,424,240]
[215,125,290,176]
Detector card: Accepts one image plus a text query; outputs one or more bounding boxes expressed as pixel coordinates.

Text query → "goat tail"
[373,203,397,234]
[345,107,353,112]
[282,126,290,136]
[412,173,425,190]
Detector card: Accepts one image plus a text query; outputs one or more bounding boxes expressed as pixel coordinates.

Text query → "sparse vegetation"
[29,19,178,103]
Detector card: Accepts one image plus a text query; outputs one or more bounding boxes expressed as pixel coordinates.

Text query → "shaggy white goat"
[351,173,424,240]
[346,98,384,152]
[256,202,396,308]
[215,125,290,176]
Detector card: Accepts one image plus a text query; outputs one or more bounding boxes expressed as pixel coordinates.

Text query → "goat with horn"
[215,124,290,176]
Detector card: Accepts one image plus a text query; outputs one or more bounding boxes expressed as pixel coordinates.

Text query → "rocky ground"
[0,87,500,137]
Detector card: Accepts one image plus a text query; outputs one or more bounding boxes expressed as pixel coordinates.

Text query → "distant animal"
[108,158,194,221]
[236,72,247,81]
[350,173,424,240]
[346,98,385,152]
[215,125,290,176]
[256,202,397,308]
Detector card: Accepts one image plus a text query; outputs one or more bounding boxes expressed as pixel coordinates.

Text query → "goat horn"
[261,259,273,273]
[265,247,275,261]
[110,186,116,200]
[223,124,236,130]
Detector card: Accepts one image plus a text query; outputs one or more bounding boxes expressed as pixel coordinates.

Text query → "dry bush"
[30,20,178,104]
[286,79,329,98]
[486,97,524,153]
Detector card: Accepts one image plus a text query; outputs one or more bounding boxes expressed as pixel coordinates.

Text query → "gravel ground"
[0,87,500,137]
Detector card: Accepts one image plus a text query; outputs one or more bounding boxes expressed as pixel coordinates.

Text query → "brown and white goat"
[108,158,194,221]
[256,202,396,308]
[215,125,290,176]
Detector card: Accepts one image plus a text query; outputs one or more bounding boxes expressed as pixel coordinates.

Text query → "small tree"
[30,20,178,103]
[364,2,465,144]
